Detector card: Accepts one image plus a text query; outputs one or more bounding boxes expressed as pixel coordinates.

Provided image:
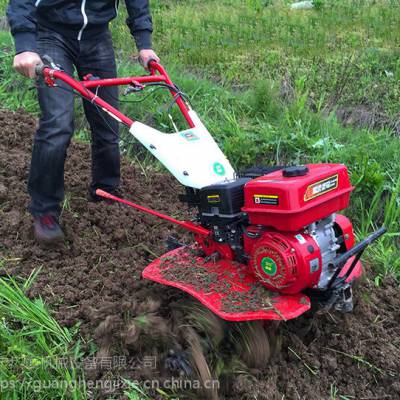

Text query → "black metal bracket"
[327,226,386,290]
[305,226,386,307]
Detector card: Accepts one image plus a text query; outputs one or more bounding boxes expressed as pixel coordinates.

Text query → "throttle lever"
[123,81,145,95]
[42,55,59,69]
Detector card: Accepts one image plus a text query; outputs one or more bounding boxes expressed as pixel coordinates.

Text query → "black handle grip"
[35,55,59,77]
[35,62,45,77]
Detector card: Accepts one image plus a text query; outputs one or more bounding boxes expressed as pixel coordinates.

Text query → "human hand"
[139,49,160,70]
[13,52,42,78]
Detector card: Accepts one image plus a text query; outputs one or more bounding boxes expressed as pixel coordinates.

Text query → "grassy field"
[0,0,399,398]
[0,269,86,398]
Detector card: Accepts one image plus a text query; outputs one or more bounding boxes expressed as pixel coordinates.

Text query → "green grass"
[113,0,400,116]
[0,31,37,112]
[0,269,86,399]
[121,379,176,400]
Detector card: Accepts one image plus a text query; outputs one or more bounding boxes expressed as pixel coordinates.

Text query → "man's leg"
[28,27,77,241]
[76,31,120,198]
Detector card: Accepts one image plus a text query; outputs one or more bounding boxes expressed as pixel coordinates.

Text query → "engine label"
[261,257,277,276]
[207,194,221,203]
[295,234,306,244]
[309,258,320,273]
[213,162,226,176]
[304,174,339,202]
[180,130,199,141]
[254,194,279,205]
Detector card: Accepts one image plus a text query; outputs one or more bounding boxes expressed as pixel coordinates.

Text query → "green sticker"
[261,257,277,276]
[213,162,226,176]
[180,130,199,141]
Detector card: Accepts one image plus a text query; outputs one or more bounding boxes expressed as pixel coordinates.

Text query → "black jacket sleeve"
[6,0,37,54]
[124,0,153,50]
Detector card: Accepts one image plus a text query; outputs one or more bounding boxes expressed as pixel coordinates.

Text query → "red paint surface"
[143,247,311,322]
[242,164,353,231]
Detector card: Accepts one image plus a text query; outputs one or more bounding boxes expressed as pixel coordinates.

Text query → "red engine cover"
[242,164,353,231]
[249,230,322,294]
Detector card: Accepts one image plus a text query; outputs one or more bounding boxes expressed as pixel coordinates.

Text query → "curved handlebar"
[36,55,163,78]
[32,56,195,128]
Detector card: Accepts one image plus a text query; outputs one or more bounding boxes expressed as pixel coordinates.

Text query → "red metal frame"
[95,189,210,237]
[40,61,195,128]
[143,246,311,321]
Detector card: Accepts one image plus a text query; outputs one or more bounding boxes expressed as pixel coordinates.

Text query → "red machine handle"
[35,57,195,128]
[95,189,210,237]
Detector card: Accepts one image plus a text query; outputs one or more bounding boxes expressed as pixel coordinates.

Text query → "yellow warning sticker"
[207,194,221,203]
[254,194,279,205]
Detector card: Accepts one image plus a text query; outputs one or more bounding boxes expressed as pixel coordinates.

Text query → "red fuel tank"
[242,164,353,231]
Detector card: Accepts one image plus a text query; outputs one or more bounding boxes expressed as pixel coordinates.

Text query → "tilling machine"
[37,57,385,324]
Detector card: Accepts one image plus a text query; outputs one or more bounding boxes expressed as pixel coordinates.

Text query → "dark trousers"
[28,26,120,217]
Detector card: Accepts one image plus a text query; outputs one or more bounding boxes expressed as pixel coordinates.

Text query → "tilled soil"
[0,108,399,400]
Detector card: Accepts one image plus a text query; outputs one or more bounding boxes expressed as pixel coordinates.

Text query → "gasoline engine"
[189,163,371,312]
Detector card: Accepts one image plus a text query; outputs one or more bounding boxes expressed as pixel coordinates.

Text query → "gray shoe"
[33,215,65,245]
